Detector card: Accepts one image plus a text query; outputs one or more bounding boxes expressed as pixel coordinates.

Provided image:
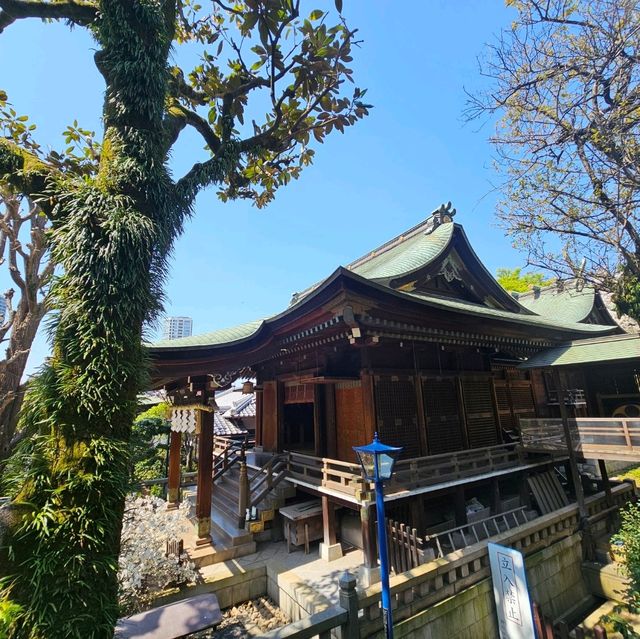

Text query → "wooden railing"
[520,417,640,461]
[286,452,367,501]
[247,453,289,509]
[386,519,426,574]
[389,443,522,495]
[356,483,635,638]
[284,444,536,504]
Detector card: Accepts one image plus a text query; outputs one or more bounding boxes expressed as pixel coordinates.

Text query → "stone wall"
[266,561,334,622]
[392,533,591,639]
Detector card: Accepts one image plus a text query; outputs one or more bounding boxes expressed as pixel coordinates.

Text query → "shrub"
[117,495,197,616]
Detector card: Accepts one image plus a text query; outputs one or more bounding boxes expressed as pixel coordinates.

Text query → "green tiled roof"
[403,291,615,334]
[350,222,454,280]
[149,215,619,352]
[520,334,640,368]
[151,319,264,348]
[517,285,596,323]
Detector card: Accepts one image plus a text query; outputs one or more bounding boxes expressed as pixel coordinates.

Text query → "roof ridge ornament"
[425,201,456,235]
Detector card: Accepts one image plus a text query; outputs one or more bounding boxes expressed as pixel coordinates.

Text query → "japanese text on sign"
[488,543,535,639]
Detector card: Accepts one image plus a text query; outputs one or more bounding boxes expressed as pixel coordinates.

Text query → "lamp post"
[354,433,403,639]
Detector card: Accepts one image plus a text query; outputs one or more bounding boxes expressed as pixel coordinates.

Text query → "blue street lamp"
[354,433,403,639]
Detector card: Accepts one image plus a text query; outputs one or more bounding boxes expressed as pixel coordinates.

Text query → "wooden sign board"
[488,543,535,639]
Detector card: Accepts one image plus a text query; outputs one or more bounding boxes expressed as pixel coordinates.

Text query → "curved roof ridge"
[151,318,265,349]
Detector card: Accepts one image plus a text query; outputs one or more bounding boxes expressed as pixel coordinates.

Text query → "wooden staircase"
[211,458,295,545]
[184,449,295,567]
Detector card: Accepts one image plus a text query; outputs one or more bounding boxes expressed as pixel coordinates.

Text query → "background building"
[162,316,193,341]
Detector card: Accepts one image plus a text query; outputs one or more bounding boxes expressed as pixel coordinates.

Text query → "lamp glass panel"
[356,451,376,481]
[378,452,396,480]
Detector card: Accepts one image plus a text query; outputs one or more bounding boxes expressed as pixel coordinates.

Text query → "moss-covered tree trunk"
[2,2,182,637]
[0,1,367,635]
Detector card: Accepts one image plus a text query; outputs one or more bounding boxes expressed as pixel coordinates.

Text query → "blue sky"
[0,1,522,375]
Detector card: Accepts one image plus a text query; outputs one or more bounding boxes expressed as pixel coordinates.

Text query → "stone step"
[212,500,238,524]
[211,507,253,547]
[188,536,256,568]
[214,481,239,504]
[582,560,630,603]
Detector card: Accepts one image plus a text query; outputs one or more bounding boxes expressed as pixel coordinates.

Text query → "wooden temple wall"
[256,368,540,461]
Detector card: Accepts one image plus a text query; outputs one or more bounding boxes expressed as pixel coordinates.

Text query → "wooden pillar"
[314,385,325,457]
[519,471,532,509]
[361,504,377,568]
[552,368,587,518]
[598,459,613,506]
[322,496,337,546]
[456,377,470,449]
[361,371,377,442]
[325,383,337,458]
[320,496,343,560]
[415,373,429,456]
[454,486,467,526]
[238,461,249,529]
[410,497,427,535]
[166,430,182,510]
[195,409,214,545]
[490,478,501,515]
[255,388,263,448]
[276,381,284,452]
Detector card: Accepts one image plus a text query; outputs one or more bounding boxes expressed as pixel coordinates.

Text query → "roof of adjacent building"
[213,412,247,436]
[150,206,620,354]
[216,385,256,418]
[517,283,598,323]
[520,333,640,368]
[515,279,624,329]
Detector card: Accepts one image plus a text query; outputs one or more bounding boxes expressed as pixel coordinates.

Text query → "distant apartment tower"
[0,296,5,323]
[163,316,193,340]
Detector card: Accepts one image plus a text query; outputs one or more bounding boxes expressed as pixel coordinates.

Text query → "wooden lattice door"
[374,375,421,458]
[494,378,537,437]
[460,376,499,448]
[421,376,465,454]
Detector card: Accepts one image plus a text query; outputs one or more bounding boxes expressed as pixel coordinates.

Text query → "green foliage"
[0,597,22,639]
[130,407,170,490]
[0,2,367,638]
[495,267,554,293]
[601,503,640,637]
[137,401,169,421]
[470,0,640,298]
[614,269,640,324]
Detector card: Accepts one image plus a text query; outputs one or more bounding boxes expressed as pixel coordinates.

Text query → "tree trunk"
[0,3,183,637]
[0,300,45,461]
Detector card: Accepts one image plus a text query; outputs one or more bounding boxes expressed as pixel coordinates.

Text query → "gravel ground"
[192,596,290,638]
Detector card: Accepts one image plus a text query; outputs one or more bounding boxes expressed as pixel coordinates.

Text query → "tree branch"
[167,102,221,152]
[0,0,97,33]
[0,139,62,216]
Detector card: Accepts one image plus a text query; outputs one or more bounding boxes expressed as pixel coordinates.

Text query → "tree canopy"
[468,0,640,317]
[0,2,368,637]
[495,267,554,293]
